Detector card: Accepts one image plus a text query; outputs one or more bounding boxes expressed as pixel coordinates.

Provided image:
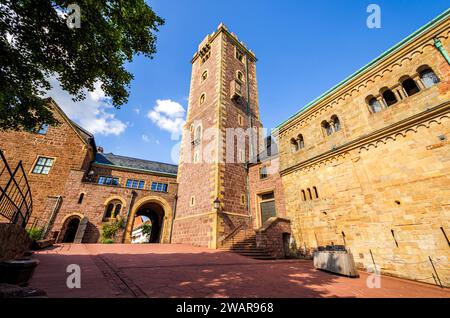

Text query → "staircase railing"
[0,150,33,228]
[220,222,252,247]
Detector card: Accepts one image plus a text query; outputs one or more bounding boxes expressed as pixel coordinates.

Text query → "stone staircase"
[219,229,275,260]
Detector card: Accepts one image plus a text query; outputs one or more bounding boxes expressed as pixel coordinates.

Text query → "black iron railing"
[0,150,33,227]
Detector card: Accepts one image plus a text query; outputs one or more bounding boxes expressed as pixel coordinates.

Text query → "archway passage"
[63,217,80,243]
[133,202,165,243]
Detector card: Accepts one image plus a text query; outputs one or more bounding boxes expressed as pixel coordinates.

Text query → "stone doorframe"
[57,212,84,243]
[123,196,173,244]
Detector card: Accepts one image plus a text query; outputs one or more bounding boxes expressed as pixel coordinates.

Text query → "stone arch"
[124,196,173,244]
[103,195,127,207]
[58,213,85,243]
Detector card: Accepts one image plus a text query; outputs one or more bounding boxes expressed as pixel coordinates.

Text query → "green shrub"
[27,227,43,241]
[100,217,124,243]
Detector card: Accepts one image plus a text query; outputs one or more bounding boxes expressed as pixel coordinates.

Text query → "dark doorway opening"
[282,233,291,258]
[63,217,80,243]
[133,202,165,243]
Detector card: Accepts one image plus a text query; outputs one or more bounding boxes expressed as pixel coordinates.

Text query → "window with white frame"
[32,157,54,175]
[151,182,168,193]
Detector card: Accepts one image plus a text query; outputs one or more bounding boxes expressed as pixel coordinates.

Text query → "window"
[238,114,244,126]
[200,93,206,105]
[201,70,208,82]
[260,166,268,179]
[331,115,341,132]
[382,89,398,106]
[190,196,195,207]
[237,71,244,82]
[126,179,145,189]
[419,68,440,88]
[291,138,299,152]
[32,157,54,175]
[38,124,49,135]
[193,150,199,163]
[104,200,122,219]
[301,190,306,201]
[401,77,420,97]
[240,194,246,205]
[307,188,312,200]
[98,176,119,186]
[151,182,168,193]
[238,149,246,163]
[368,97,383,113]
[322,121,333,136]
[313,186,319,199]
[201,51,211,64]
[236,49,244,62]
[261,192,275,201]
[78,193,84,204]
[298,134,305,149]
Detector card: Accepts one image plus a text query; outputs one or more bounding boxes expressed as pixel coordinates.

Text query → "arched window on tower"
[193,125,202,147]
[367,96,383,113]
[291,138,299,152]
[331,115,341,132]
[104,203,114,219]
[381,88,398,107]
[201,70,208,82]
[401,76,420,97]
[322,121,333,136]
[418,66,440,88]
[298,134,305,149]
[200,93,206,105]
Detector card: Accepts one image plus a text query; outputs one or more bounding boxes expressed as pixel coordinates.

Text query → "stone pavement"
[29,244,450,298]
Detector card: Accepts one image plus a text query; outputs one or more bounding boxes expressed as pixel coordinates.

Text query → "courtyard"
[29,244,450,298]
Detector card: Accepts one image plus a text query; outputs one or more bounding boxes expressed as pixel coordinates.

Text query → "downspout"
[122,190,137,243]
[245,54,253,228]
[169,194,178,243]
[42,195,63,239]
[434,38,450,65]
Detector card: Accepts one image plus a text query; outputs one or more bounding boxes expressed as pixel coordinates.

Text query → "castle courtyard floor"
[29,244,449,298]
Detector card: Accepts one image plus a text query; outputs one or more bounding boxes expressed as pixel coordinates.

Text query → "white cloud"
[134,108,141,115]
[142,134,149,142]
[147,99,186,139]
[45,76,127,136]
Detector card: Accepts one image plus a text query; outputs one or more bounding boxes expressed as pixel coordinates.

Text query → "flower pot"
[0,258,40,286]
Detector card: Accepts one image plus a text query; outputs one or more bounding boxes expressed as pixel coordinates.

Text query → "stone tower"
[172,24,262,248]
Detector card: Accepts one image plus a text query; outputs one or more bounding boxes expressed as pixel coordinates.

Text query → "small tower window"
[368,96,382,113]
[237,71,244,82]
[307,188,312,200]
[200,93,206,105]
[236,49,244,62]
[419,67,440,88]
[301,190,306,201]
[313,186,319,199]
[78,193,84,204]
[382,89,398,107]
[401,77,420,97]
[201,70,208,82]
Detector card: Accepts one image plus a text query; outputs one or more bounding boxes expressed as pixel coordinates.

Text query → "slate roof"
[95,152,178,176]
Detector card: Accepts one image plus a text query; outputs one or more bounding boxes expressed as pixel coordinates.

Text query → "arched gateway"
[124,196,173,244]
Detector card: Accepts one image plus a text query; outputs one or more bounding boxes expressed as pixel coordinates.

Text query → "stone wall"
[255,217,291,259]
[278,20,450,286]
[0,223,32,261]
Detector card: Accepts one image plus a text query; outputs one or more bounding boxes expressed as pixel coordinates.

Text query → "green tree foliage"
[0,0,164,131]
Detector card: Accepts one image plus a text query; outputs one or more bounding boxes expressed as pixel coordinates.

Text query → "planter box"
[31,239,55,250]
[0,258,40,286]
[313,249,359,278]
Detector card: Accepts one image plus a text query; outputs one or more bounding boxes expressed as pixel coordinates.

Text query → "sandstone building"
[1,10,449,286]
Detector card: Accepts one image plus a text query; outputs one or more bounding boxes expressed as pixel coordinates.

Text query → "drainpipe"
[169,194,178,243]
[42,195,63,239]
[434,38,450,65]
[122,190,137,243]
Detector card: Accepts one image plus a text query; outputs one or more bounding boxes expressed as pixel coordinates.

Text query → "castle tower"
[172,24,262,248]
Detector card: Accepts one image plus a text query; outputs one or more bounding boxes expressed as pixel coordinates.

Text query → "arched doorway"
[62,217,80,243]
[132,202,165,243]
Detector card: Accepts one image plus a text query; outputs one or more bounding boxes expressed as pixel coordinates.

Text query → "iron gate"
[0,150,33,227]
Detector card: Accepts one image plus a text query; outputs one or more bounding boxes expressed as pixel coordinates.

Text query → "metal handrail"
[0,150,33,227]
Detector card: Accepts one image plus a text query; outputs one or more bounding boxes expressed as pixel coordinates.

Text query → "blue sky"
[49,0,450,164]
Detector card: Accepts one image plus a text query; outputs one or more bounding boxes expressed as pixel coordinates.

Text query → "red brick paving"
[29,244,450,298]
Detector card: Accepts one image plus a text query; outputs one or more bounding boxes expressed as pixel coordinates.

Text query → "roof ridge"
[102,152,178,167]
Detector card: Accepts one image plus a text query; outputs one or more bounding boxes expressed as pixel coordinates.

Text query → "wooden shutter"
[260,200,276,225]
[74,217,89,243]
